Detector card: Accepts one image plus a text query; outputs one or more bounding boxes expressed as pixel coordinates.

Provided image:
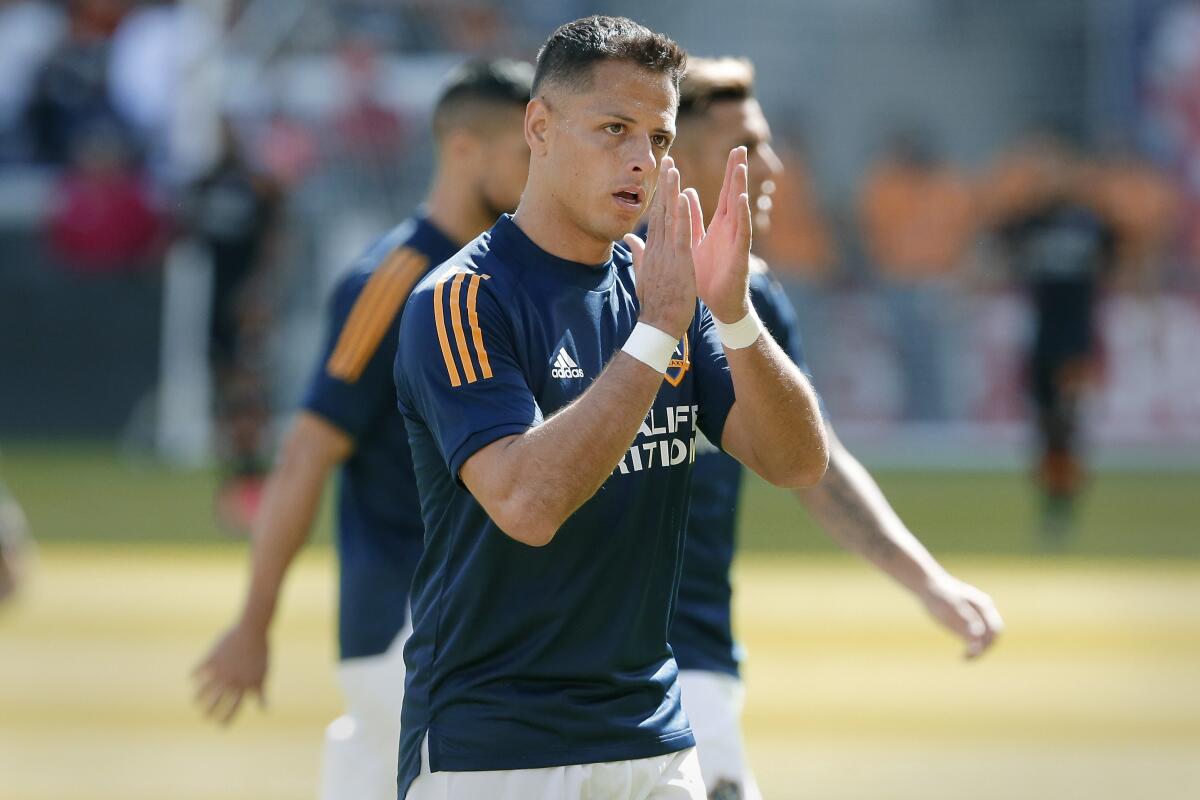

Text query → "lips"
[613,188,642,209]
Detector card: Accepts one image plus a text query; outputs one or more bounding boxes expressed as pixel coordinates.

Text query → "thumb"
[623,233,646,269]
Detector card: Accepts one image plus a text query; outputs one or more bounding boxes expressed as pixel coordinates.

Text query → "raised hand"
[691,147,753,323]
[623,156,698,339]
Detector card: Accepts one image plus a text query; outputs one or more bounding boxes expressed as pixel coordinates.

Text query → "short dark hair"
[532,15,687,98]
[433,59,534,140]
[678,57,755,117]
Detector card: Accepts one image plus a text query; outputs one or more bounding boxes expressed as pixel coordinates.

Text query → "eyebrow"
[600,110,675,137]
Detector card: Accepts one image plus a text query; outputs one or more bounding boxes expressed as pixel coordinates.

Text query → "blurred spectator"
[1144,0,1200,276]
[46,121,165,274]
[859,130,978,420]
[988,133,1116,540]
[25,0,132,165]
[0,0,66,161]
[108,0,222,183]
[184,119,283,535]
[1086,151,1182,291]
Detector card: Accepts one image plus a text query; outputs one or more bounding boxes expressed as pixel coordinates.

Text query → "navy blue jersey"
[393,214,738,792]
[302,215,459,661]
[670,265,811,677]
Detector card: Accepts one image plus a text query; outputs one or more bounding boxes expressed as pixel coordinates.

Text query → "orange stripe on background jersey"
[326,248,427,382]
[447,274,478,384]
[326,254,411,378]
[433,276,462,387]
[465,274,492,379]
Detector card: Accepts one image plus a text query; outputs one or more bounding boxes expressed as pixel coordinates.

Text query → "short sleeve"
[395,270,541,481]
[302,248,430,439]
[690,302,736,448]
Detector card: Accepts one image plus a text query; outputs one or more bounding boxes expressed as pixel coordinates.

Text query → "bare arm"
[719,331,827,487]
[193,411,352,723]
[461,353,668,547]
[463,159,698,547]
[795,428,1004,658]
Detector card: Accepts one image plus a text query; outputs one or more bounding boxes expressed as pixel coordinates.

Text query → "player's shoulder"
[331,218,440,308]
[402,230,518,342]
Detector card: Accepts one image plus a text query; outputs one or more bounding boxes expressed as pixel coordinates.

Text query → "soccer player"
[192,59,534,800]
[393,16,828,800]
[991,133,1115,538]
[666,57,1006,799]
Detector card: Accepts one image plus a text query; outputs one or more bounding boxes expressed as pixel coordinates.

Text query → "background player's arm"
[460,163,698,548]
[193,412,352,724]
[795,427,1004,658]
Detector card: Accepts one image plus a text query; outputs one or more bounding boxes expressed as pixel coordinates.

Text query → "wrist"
[709,296,752,325]
[622,321,678,374]
[712,303,763,350]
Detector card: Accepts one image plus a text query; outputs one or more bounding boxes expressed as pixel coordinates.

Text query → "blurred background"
[0,1,1197,799]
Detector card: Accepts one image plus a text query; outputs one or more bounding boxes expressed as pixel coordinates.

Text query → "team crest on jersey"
[663,333,690,387]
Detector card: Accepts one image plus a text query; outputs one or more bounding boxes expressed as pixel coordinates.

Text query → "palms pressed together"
[690,146,754,323]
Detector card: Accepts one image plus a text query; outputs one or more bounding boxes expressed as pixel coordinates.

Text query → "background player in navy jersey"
[191,59,533,800]
[393,16,827,800]
[666,57,1005,799]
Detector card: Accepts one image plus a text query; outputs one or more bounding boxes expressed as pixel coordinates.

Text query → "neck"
[424,168,496,247]
[512,183,613,265]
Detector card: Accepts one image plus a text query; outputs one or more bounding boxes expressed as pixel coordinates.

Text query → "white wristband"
[622,322,678,373]
[714,308,764,350]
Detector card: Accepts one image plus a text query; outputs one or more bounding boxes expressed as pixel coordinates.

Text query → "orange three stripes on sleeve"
[433,272,492,387]
[326,247,429,383]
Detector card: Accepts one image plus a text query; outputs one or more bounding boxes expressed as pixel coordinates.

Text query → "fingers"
[735,187,752,253]
[967,592,1005,657]
[684,187,705,247]
[716,146,747,222]
[960,603,988,660]
[218,691,245,726]
[673,191,692,253]
[623,233,646,268]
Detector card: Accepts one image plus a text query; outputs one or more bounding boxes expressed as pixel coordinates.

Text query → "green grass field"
[4,443,1199,557]
[1,445,1198,799]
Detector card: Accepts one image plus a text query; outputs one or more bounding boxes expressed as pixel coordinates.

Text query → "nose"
[626,134,657,176]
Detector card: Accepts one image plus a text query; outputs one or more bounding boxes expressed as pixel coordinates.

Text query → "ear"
[525,98,549,157]
[443,128,482,165]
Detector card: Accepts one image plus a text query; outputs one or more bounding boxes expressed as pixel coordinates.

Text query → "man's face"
[477,108,532,217]
[534,60,677,248]
[675,97,783,232]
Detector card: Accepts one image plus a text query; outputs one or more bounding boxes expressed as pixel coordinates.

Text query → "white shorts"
[405,735,705,800]
[318,618,411,800]
[678,669,762,800]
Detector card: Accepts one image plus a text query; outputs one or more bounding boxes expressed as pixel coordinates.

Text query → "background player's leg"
[0,475,32,604]
[678,670,762,800]
[319,624,409,800]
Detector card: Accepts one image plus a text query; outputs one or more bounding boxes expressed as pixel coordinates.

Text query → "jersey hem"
[429,726,696,773]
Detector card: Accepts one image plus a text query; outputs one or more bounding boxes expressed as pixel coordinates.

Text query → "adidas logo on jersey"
[550,348,585,379]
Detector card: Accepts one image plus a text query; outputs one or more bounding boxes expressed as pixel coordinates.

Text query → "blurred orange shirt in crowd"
[1086,159,1181,285]
[755,148,837,281]
[859,159,978,281]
